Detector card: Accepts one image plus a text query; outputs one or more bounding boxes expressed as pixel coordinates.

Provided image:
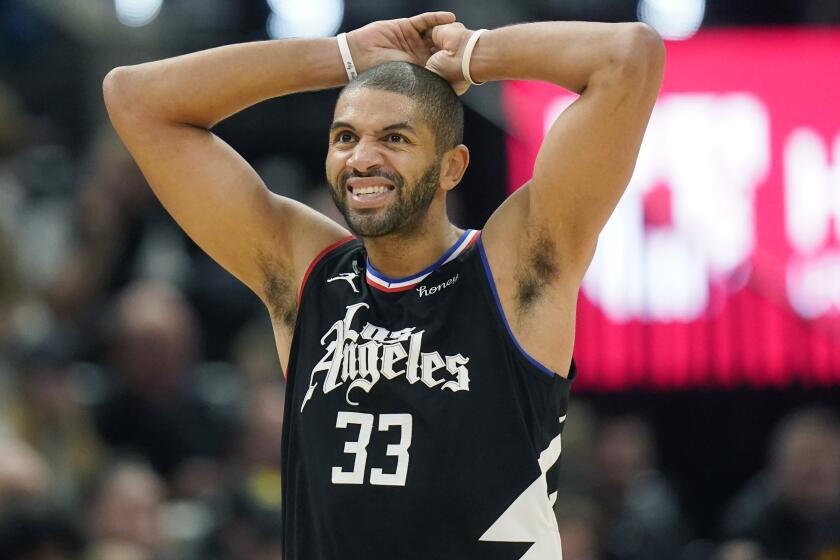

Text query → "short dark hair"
[339,61,464,153]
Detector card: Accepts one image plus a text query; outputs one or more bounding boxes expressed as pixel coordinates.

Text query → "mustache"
[339,169,402,189]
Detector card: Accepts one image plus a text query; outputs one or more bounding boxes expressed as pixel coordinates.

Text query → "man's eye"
[387,134,406,143]
[336,132,355,143]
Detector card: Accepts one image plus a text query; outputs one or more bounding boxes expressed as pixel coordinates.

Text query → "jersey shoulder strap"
[298,235,360,305]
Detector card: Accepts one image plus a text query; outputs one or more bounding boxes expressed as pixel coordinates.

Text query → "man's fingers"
[430,22,464,48]
[422,29,439,51]
[407,11,456,33]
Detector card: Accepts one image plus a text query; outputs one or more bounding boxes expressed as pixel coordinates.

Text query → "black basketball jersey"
[281,229,576,560]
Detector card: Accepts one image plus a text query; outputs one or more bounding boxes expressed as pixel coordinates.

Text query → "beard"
[329,157,442,238]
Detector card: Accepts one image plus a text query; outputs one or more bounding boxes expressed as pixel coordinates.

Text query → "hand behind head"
[347,12,457,73]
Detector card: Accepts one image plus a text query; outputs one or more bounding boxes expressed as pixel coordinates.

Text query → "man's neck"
[363,219,464,279]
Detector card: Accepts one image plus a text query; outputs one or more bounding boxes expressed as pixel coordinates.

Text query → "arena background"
[0,1,838,559]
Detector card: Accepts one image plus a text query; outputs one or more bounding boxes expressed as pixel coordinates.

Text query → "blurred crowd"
[555,407,840,560]
[0,78,286,560]
[1,70,840,560]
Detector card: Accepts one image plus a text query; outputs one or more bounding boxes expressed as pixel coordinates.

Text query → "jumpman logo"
[328,271,360,293]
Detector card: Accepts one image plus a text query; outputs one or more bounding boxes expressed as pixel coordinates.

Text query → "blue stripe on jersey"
[477,235,557,378]
[366,229,475,285]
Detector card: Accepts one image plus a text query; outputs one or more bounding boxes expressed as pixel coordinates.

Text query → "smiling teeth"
[354,185,390,195]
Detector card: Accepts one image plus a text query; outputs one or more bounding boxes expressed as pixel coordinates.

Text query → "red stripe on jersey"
[284,235,355,381]
[297,236,356,307]
[464,230,480,248]
[365,277,419,292]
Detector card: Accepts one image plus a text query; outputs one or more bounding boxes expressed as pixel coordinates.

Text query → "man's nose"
[346,138,384,173]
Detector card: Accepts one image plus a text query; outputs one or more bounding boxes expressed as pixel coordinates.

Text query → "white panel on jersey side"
[479,416,566,559]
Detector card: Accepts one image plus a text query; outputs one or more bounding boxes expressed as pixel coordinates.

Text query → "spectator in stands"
[721,407,840,560]
[45,128,155,325]
[94,281,237,479]
[85,460,167,560]
[590,415,688,560]
[5,332,106,504]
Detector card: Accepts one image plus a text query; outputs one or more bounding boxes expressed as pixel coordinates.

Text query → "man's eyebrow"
[381,122,417,134]
[330,120,355,131]
[329,121,417,134]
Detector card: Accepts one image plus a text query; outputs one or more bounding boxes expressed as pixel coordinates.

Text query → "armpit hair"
[260,256,297,330]
[515,231,559,311]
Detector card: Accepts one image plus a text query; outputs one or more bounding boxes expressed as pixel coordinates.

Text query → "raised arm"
[430,21,664,279]
[102,12,455,323]
[426,21,664,375]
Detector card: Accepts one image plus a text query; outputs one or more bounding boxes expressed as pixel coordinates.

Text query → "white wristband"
[336,32,358,81]
[461,29,487,86]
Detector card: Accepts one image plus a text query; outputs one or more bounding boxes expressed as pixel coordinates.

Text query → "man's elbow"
[618,23,666,80]
[102,65,153,125]
[586,23,664,95]
[103,66,134,121]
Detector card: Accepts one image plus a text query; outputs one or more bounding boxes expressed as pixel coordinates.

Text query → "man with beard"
[104,12,664,559]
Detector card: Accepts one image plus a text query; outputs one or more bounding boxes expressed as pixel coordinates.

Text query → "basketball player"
[103,12,664,559]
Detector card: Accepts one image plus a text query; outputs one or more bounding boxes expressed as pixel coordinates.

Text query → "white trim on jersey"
[479,415,567,559]
[366,229,480,292]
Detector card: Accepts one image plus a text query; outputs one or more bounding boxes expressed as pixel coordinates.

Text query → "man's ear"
[439,144,470,192]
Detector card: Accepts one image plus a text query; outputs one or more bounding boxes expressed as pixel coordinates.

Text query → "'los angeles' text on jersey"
[302,301,471,411]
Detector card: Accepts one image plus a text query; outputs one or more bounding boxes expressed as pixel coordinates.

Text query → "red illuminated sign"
[502,29,840,389]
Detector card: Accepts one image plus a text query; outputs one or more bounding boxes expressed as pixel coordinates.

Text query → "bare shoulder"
[482,183,578,378]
